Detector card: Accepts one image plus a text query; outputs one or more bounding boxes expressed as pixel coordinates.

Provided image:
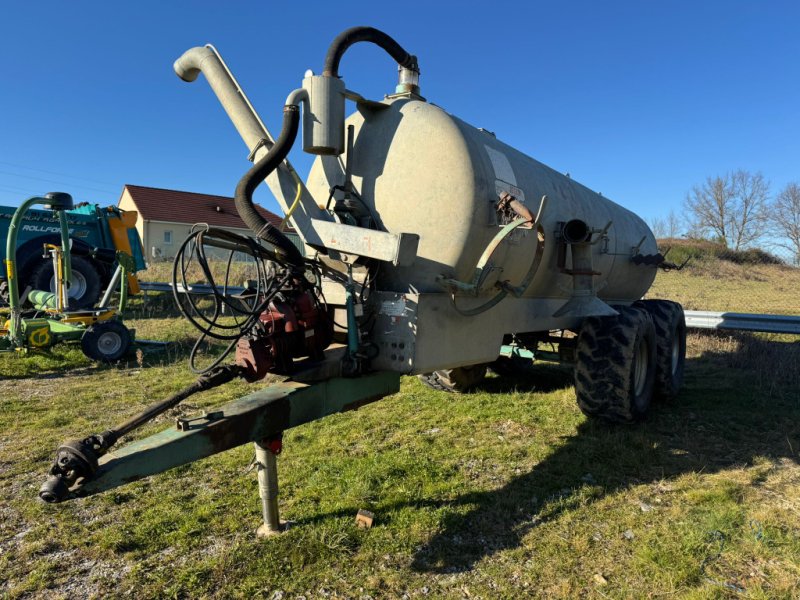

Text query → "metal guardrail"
[139,281,246,295]
[139,282,800,335]
[684,311,800,335]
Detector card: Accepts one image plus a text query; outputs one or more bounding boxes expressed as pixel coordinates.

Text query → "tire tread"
[574,306,656,423]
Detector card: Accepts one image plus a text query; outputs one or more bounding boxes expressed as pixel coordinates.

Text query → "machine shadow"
[410,337,800,573]
[476,363,574,395]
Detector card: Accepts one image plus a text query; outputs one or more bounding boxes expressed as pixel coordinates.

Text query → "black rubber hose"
[234,104,304,270]
[323,26,417,78]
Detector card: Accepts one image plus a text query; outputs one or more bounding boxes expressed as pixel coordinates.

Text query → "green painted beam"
[77,371,401,497]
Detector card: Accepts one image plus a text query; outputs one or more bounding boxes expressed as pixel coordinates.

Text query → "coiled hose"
[172,227,291,374]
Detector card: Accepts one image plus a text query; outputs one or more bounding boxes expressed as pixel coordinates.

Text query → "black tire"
[0,280,8,306]
[80,320,132,363]
[30,256,102,310]
[417,364,488,393]
[634,299,686,401]
[574,306,656,423]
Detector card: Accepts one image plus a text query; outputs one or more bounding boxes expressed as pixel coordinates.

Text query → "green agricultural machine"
[1,192,135,362]
[40,28,685,537]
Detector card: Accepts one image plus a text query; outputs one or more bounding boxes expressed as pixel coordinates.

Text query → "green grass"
[1,328,798,598]
[1,277,799,597]
[648,263,800,314]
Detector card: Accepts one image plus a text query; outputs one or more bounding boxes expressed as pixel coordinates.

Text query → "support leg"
[255,438,285,537]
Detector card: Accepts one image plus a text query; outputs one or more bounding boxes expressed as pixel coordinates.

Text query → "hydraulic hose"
[234,104,305,271]
[323,26,417,78]
[280,181,302,230]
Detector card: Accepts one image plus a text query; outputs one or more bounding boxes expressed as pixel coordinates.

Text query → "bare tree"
[649,216,667,238]
[684,169,770,249]
[666,209,682,239]
[649,209,684,239]
[772,182,800,265]
[684,174,732,243]
[730,170,770,250]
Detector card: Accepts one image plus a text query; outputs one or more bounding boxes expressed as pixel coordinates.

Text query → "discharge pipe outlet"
[175,45,306,265]
[553,220,617,319]
[562,219,591,244]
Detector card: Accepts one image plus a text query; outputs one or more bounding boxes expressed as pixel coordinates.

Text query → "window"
[164,230,173,245]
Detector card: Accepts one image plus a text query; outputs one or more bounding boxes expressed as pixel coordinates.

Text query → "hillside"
[647,239,800,315]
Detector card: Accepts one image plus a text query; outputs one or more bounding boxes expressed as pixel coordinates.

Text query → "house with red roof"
[117,185,301,261]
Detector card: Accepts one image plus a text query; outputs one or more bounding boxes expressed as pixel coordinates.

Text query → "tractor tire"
[417,364,488,393]
[81,320,132,363]
[634,299,686,401]
[574,306,656,423]
[30,256,101,310]
[0,280,8,306]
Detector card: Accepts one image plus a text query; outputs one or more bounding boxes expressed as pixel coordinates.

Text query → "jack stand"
[254,437,286,537]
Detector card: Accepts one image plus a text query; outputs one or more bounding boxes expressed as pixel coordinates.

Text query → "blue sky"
[1,1,798,226]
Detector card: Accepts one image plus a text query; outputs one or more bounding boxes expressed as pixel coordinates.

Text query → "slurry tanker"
[41,27,685,536]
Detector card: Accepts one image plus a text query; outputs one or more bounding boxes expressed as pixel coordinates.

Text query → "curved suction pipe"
[173,46,211,82]
[173,45,272,154]
[323,26,417,78]
[176,47,303,266]
[234,105,305,270]
[286,87,309,107]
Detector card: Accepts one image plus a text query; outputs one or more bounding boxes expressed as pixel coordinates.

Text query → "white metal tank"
[307,97,658,306]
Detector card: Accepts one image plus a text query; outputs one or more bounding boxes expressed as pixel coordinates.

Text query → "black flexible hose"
[170,226,295,374]
[234,104,305,271]
[323,26,417,78]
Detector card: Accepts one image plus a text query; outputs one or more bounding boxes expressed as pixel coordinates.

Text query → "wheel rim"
[670,334,680,375]
[50,270,88,300]
[97,331,122,356]
[633,338,649,397]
